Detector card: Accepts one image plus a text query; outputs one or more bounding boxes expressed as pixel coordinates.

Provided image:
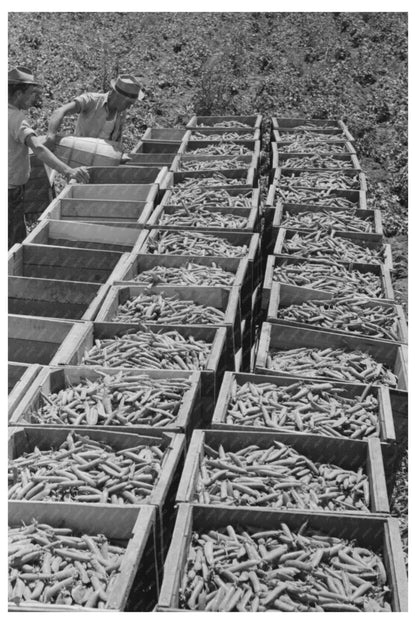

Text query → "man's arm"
[27,135,89,183]
[45,101,80,148]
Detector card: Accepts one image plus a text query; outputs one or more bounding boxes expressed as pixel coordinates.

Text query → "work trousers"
[8,185,26,249]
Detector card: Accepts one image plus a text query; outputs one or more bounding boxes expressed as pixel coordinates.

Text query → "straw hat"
[8,66,40,85]
[110,74,145,100]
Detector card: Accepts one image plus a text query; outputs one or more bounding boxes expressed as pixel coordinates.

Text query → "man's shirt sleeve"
[10,113,36,145]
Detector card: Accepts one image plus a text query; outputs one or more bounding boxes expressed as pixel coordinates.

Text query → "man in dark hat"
[45,74,144,147]
[8,66,90,247]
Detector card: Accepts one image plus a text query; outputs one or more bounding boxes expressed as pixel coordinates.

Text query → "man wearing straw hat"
[45,74,145,146]
[8,66,90,247]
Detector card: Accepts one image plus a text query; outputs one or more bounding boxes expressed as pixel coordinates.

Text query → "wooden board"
[211,371,396,444]
[10,366,202,435]
[157,504,407,611]
[175,429,389,514]
[255,322,408,391]
[8,362,41,420]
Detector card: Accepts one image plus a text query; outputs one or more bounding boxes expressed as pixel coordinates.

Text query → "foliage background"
[8,11,408,556]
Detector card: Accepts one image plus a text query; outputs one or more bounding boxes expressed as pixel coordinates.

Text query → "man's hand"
[66,166,90,183]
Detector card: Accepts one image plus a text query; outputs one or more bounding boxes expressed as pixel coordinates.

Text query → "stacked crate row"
[154,117,408,612]
[7,117,264,611]
[8,144,189,611]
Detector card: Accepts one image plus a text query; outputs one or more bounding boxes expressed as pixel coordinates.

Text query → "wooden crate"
[9,426,184,510]
[141,128,188,142]
[39,197,154,228]
[96,283,242,361]
[159,185,261,209]
[114,253,252,320]
[274,167,367,191]
[181,133,261,154]
[272,148,361,174]
[8,362,41,421]
[131,139,181,156]
[186,114,263,129]
[8,243,131,284]
[170,151,259,173]
[267,283,408,344]
[146,203,260,234]
[55,182,159,203]
[271,138,356,155]
[270,203,383,242]
[176,429,389,515]
[126,151,177,167]
[9,366,202,436]
[8,275,109,322]
[273,122,355,143]
[272,116,353,133]
[8,502,158,612]
[185,127,261,141]
[266,182,367,211]
[55,321,229,424]
[163,168,257,188]
[255,322,408,391]
[8,315,88,366]
[262,255,395,310]
[269,142,358,182]
[211,371,396,443]
[273,228,393,270]
[9,425,185,569]
[136,229,262,288]
[85,165,168,187]
[23,219,142,252]
[157,503,407,611]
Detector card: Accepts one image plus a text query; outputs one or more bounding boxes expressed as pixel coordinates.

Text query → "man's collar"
[103,91,110,110]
